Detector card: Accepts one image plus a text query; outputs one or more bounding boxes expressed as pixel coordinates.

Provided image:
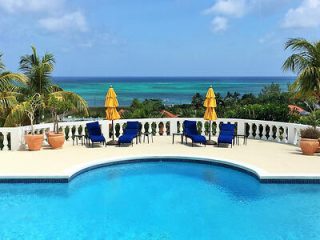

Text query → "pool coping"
[1,154,320,183]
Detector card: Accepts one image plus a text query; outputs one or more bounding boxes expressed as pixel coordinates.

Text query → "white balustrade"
[0,118,318,151]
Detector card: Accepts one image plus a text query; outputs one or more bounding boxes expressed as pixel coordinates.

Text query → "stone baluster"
[178,121,182,133]
[141,122,146,134]
[162,122,167,136]
[276,126,281,142]
[155,122,160,136]
[201,121,206,135]
[282,127,288,143]
[119,122,124,135]
[248,123,254,139]
[2,132,9,151]
[255,124,260,140]
[61,126,66,140]
[215,121,221,136]
[65,125,70,140]
[261,124,267,140]
[76,125,80,135]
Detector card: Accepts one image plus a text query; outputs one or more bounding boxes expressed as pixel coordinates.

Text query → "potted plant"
[24,94,44,151]
[46,95,72,149]
[300,127,320,155]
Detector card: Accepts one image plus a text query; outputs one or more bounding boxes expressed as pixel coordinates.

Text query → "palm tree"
[0,53,27,125]
[283,38,320,100]
[19,46,55,96]
[4,46,88,127]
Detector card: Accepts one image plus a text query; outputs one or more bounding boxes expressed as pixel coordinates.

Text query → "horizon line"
[52,75,296,78]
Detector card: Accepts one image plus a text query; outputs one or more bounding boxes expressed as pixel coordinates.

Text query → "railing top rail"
[0,118,315,131]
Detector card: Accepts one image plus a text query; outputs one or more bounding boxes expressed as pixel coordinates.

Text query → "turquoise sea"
[53,76,294,107]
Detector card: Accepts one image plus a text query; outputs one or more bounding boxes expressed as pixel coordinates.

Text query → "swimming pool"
[0,160,320,239]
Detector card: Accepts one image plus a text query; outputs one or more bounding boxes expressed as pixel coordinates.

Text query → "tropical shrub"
[300,127,320,139]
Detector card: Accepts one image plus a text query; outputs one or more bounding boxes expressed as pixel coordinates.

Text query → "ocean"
[53,76,294,107]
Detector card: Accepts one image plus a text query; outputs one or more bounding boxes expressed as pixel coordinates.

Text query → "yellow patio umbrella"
[204,85,217,142]
[105,85,120,143]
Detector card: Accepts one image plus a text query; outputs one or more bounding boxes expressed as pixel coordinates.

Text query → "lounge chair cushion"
[86,122,102,136]
[90,135,105,143]
[183,121,199,136]
[126,121,140,130]
[190,134,206,144]
[218,134,233,144]
[118,121,140,144]
[220,124,235,133]
[119,134,136,143]
[125,128,139,135]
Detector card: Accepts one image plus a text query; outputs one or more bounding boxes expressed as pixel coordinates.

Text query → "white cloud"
[39,11,88,33]
[0,0,88,33]
[211,16,228,32]
[203,0,250,32]
[0,0,63,13]
[282,0,320,28]
[204,0,248,18]
[203,0,294,33]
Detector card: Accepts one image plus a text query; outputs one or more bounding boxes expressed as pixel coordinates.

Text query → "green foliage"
[224,103,290,122]
[5,94,44,133]
[299,110,320,127]
[47,95,73,116]
[0,53,27,123]
[19,46,55,96]
[191,93,204,109]
[241,93,256,105]
[123,99,164,118]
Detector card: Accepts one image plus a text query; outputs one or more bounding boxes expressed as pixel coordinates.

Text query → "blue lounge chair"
[118,121,141,146]
[218,123,236,148]
[86,121,105,147]
[183,120,206,147]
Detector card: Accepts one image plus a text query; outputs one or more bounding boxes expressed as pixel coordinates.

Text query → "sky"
[0,0,320,77]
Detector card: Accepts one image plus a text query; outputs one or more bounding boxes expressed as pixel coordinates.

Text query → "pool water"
[1,161,320,239]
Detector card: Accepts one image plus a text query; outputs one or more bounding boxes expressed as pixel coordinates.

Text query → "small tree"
[24,94,44,134]
[47,95,73,133]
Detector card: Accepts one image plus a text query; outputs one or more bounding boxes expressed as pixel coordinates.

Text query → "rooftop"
[0,136,319,182]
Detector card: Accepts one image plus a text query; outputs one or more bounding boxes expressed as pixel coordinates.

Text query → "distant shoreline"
[53,76,295,107]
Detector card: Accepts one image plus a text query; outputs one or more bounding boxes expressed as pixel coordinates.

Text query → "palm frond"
[4,102,28,127]
[0,92,19,110]
[282,54,310,73]
[0,53,5,71]
[19,46,55,96]
[49,91,89,116]
[284,38,320,100]
[285,38,316,55]
[48,84,63,93]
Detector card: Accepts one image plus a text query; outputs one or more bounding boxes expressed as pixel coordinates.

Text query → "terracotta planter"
[47,132,65,149]
[24,134,44,151]
[300,138,319,155]
[317,139,320,153]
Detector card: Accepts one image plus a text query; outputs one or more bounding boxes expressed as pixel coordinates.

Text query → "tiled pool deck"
[0,136,319,183]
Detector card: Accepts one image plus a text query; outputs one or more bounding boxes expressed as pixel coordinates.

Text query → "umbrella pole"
[112,120,114,141]
[107,119,118,145]
[209,120,211,141]
[206,120,216,145]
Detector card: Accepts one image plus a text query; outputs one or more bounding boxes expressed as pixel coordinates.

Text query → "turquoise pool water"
[0,161,320,239]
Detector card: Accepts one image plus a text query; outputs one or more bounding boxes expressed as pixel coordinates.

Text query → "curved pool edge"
[66,155,265,182]
[1,154,320,183]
